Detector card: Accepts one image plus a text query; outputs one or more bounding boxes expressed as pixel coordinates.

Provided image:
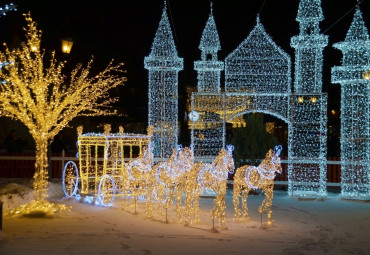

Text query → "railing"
[0,152,342,183]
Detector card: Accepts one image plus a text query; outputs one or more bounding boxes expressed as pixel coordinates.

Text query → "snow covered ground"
[0,179,369,255]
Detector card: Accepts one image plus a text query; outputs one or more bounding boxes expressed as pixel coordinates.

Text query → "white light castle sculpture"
[145,2,183,158]
[331,6,370,200]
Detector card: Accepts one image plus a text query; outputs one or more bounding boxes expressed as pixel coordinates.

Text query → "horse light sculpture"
[184,145,234,227]
[233,145,282,225]
[146,145,194,220]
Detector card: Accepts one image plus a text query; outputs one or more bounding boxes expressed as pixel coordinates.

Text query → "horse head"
[225,144,235,175]
[271,145,282,174]
[179,146,194,172]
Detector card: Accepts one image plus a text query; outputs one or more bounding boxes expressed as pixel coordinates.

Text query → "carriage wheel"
[62,161,79,197]
[98,175,116,206]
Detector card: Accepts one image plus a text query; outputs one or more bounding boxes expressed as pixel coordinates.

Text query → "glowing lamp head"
[61,38,74,54]
[31,45,38,52]
[311,97,317,103]
[363,70,370,80]
[298,96,304,103]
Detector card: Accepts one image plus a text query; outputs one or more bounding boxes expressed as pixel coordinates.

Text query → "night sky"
[0,0,369,129]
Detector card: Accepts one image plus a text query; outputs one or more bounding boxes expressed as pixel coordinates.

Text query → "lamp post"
[61,38,74,54]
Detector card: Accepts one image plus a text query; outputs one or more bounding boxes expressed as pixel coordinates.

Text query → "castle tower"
[331,6,370,200]
[194,3,224,92]
[289,0,328,198]
[291,0,328,92]
[144,2,183,158]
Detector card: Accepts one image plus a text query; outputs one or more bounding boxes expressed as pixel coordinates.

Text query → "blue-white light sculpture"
[191,3,225,157]
[331,6,370,200]
[194,3,223,93]
[145,2,183,158]
[291,0,327,93]
[289,0,328,198]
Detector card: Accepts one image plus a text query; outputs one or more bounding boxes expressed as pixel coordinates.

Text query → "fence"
[0,152,342,183]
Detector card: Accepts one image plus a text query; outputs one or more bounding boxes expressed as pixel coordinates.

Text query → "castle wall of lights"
[146,0,369,200]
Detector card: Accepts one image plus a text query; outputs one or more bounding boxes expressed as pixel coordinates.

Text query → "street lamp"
[61,38,73,54]
[363,70,370,80]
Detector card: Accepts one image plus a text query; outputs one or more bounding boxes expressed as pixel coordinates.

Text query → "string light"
[331,6,370,200]
[0,14,126,215]
[233,146,282,225]
[144,2,183,158]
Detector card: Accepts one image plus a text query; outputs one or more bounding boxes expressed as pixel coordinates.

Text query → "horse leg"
[184,191,191,226]
[175,184,182,222]
[218,182,227,227]
[145,187,153,219]
[194,191,200,223]
[232,182,241,219]
[242,186,251,219]
[258,184,274,225]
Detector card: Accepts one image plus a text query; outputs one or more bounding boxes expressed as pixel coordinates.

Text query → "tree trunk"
[33,136,49,201]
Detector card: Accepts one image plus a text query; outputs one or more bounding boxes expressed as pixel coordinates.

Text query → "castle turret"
[194,3,224,92]
[331,6,370,200]
[144,2,183,158]
[291,0,328,92]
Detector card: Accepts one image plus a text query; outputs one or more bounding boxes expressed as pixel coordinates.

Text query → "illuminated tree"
[0,14,126,214]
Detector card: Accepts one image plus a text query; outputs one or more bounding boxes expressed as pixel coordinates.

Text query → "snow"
[0,180,369,255]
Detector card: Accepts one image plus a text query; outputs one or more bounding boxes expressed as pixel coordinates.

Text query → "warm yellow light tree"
[0,14,126,215]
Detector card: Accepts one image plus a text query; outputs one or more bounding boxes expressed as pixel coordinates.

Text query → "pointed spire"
[344,7,369,42]
[296,0,323,22]
[148,2,179,58]
[199,2,221,52]
[256,14,260,25]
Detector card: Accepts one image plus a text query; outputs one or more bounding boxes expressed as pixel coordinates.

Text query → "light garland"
[331,6,370,200]
[233,146,282,225]
[144,1,183,158]
[0,14,126,216]
[184,145,234,227]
